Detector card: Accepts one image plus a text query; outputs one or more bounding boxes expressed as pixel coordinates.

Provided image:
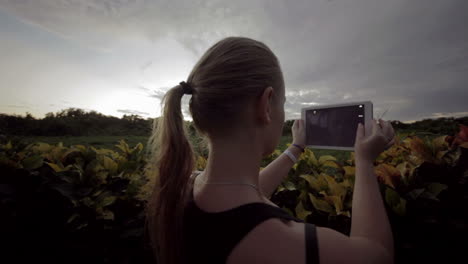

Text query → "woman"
[145,36,395,264]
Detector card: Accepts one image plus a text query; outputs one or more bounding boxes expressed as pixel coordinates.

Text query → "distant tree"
[282,119,294,136]
[25,112,36,120]
[45,112,55,119]
[0,108,465,137]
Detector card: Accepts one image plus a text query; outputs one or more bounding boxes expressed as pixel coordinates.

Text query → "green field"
[18,135,355,164]
[20,130,444,164]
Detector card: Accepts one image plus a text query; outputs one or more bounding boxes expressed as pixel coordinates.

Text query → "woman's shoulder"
[249,221,391,264]
[227,218,318,264]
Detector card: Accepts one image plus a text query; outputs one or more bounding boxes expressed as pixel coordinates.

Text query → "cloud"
[0,0,467,122]
[117,109,150,116]
[430,111,468,119]
[138,85,167,101]
[5,105,30,109]
[0,0,264,54]
[0,0,150,52]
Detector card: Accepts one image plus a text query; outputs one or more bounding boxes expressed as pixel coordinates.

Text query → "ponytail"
[144,83,196,264]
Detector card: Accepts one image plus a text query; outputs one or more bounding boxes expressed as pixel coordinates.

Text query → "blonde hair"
[144,36,285,264]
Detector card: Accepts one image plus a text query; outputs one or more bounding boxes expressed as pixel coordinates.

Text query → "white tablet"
[301,101,373,151]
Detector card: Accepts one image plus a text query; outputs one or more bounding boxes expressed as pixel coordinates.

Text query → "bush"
[1,125,467,263]
[0,140,154,263]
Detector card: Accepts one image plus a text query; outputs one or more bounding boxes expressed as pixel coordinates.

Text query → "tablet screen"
[305,104,366,148]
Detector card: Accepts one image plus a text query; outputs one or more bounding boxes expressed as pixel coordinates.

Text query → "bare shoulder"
[227,218,392,264]
[226,218,304,264]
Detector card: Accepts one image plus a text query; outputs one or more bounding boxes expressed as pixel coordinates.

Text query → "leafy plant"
[0,139,153,263]
[270,126,468,263]
[2,123,467,263]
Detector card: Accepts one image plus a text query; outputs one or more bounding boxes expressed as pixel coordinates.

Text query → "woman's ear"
[256,86,274,124]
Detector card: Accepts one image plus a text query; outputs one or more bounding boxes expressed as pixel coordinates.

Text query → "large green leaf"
[419,192,440,201]
[72,144,87,152]
[21,155,44,170]
[295,200,312,221]
[115,140,131,154]
[50,183,77,205]
[299,174,314,188]
[298,189,308,202]
[100,209,115,221]
[375,163,401,188]
[322,160,339,168]
[342,166,355,178]
[393,199,406,216]
[31,142,53,153]
[342,179,354,189]
[99,196,117,207]
[4,141,12,150]
[407,188,425,200]
[304,174,329,192]
[309,193,333,213]
[274,182,287,193]
[293,160,309,173]
[284,181,296,191]
[385,187,406,216]
[46,162,73,173]
[307,150,318,167]
[319,155,338,168]
[101,155,118,174]
[426,182,448,197]
[323,173,346,198]
[132,143,144,154]
[432,136,449,152]
[276,185,286,192]
[324,194,343,214]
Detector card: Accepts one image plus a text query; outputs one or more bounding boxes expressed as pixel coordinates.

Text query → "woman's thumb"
[355,123,364,142]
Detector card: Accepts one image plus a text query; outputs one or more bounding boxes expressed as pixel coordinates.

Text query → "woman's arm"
[260,120,306,198]
[350,158,394,260]
[259,145,302,198]
[349,120,395,261]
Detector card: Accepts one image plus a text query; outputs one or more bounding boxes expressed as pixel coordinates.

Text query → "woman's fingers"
[371,119,378,134]
[355,123,364,142]
[372,119,384,136]
[295,119,301,128]
[381,120,395,150]
[384,137,395,150]
[380,119,395,139]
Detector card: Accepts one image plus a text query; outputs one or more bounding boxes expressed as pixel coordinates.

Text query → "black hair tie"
[179,81,193,95]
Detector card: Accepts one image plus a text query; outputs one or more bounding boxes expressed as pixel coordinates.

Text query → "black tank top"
[183,172,319,263]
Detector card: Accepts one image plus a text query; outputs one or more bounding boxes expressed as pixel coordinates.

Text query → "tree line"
[0,107,466,137]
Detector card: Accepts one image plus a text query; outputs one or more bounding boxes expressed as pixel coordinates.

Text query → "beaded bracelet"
[292,143,305,153]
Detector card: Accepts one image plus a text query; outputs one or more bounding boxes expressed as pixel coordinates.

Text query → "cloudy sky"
[0,0,467,123]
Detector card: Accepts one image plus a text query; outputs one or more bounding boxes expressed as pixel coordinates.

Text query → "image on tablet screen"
[305,104,365,147]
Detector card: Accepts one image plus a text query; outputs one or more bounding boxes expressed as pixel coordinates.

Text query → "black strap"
[305,223,320,264]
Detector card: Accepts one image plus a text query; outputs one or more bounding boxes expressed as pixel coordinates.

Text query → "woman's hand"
[354,119,395,163]
[292,119,306,148]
